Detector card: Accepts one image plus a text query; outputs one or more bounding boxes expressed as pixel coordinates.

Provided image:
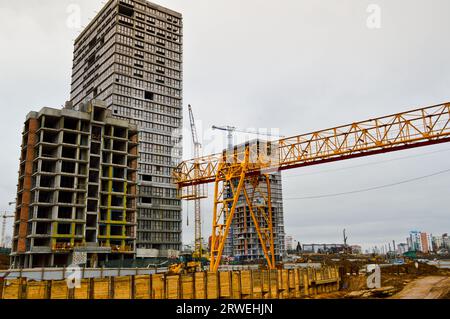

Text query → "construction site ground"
[311,260,450,299]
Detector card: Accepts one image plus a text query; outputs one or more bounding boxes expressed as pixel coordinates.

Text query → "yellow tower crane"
[175,102,450,272]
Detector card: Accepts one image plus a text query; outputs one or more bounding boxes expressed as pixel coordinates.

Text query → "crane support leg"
[243,175,276,269]
[210,149,249,272]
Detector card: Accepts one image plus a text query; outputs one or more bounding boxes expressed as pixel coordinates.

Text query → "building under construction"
[11,100,138,268]
[70,0,183,255]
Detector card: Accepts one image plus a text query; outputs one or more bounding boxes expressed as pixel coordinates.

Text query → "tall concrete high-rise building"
[70,0,183,254]
[11,101,138,268]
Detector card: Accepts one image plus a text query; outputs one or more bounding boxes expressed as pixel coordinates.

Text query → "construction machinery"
[175,102,450,272]
[168,252,203,275]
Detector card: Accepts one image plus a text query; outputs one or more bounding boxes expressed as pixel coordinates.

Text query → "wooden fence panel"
[135,275,150,299]
[26,281,48,299]
[219,272,231,299]
[50,280,69,299]
[194,272,206,299]
[0,266,340,300]
[151,274,165,299]
[2,280,22,299]
[240,271,252,298]
[181,275,194,299]
[231,272,241,299]
[114,276,132,299]
[73,279,90,299]
[206,272,219,299]
[166,275,180,299]
[93,278,110,299]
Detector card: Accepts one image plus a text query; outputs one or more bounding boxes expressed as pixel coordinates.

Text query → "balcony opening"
[93,107,106,122]
[44,116,60,129]
[92,126,102,141]
[42,131,59,144]
[58,192,73,204]
[86,230,96,242]
[88,185,98,198]
[87,199,98,212]
[89,170,99,183]
[111,210,124,221]
[40,175,54,188]
[63,132,78,145]
[58,206,72,219]
[35,222,51,235]
[57,223,71,235]
[91,142,101,155]
[144,91,154,100]
[118,4,134,17]
[60,176,75,189]
[38,191,53,203]
[61,161,76,174]
[37,206,52,219]
[63,117,78,130]
[62,146,77,159]
[86,215,97,228]
[110,225,123,236]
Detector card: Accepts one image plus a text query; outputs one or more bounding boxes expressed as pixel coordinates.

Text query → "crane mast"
[176,102,450,272]
[188,105,203,258]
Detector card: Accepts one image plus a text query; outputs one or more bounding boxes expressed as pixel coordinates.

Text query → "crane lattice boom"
[176,103,450,187]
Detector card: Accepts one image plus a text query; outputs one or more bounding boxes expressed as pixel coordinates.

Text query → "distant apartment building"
[432,233,449,251]
[223,140,286,262]
[285,236,293,252]
[70,0,183,254]
[432,236,443,251]
[407,230,433,253]
[302,244,345,254]
[407,230,422,252]
[397,243,408,254]
[11,101,138,268]
[420,232,432,253]
[443,233,450,249]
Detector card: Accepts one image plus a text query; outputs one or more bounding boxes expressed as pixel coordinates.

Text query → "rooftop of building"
[25,99,138,131]
[75,0,182,45]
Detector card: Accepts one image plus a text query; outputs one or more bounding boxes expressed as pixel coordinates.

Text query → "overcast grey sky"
[1,0,449,251]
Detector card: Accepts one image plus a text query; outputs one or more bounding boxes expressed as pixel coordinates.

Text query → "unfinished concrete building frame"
[12,101,138,268]
[70,0,183,253]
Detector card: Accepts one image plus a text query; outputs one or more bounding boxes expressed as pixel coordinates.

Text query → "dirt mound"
[381,263,440,275]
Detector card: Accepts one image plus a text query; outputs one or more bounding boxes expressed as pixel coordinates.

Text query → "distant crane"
[188,105,204,258]
[1,213,14,248]
[212,125,284,149]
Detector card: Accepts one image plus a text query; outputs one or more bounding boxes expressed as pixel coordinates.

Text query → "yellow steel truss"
[174,102,450,271]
